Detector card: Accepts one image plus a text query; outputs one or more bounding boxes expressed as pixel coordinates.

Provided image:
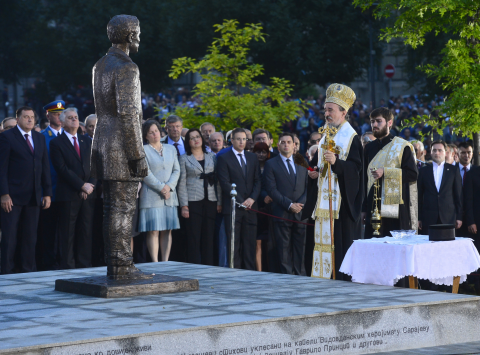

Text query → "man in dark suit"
[160,115,186,156]
[464,164,480,253]
[457,142,473,237]
[160,114,187,262]
[252,128,278,157]
[0,106,52,274]
[263,132,308,275]
[217,128,261,270]
[418,141,462,234]
[50,108,96,269]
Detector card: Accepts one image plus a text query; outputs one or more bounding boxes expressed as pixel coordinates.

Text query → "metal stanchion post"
[230,184,237,269]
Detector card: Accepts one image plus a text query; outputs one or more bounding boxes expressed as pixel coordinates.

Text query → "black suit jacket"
[160,136,185,148]
[0,127,52,205]
[217,149,261,214]
[418,163,462,227]
[50,132,96,201]
[464,166,480,227]
[263,155,308,221]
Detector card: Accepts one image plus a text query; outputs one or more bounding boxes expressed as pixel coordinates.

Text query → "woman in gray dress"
[178,129,221,265]
[138,120,180,262]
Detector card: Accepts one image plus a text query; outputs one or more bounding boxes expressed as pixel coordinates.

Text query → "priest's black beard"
[373,124,389,139]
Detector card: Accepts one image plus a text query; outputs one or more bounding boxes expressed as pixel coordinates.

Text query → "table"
[339,235,480,293]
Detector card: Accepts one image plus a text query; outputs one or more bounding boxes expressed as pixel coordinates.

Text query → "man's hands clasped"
[290,203,304,214]
[80,182,95,200]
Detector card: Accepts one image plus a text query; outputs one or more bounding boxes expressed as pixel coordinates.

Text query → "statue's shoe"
[107,265,154,280]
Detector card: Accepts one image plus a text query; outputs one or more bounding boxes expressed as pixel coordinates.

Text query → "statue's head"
[107,15,140,54]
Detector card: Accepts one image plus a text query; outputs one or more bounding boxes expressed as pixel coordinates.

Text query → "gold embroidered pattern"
[384,167,403,205]
[312,121,357,279]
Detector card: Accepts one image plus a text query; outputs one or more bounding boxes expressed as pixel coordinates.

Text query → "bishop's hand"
[324,150,336,165]
[371,167,384,180]
[129,158,148,178]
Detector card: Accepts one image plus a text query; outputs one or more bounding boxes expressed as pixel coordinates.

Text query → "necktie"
[238,154,246,176]
[73,137,81,158]
[463,166,467,185]
[173,142,180,156]
[286,158,296,183]
[24,134,34,154]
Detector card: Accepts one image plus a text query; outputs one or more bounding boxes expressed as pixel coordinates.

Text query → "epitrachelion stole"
[311,121,357,278]
[366,136,418,230]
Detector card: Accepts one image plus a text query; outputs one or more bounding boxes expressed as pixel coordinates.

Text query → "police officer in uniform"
[37,100,65,270]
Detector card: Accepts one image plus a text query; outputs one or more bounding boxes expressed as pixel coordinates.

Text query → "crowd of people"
[1,84,479,293]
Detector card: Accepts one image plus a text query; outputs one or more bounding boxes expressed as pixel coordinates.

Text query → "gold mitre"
[325,83,356,111]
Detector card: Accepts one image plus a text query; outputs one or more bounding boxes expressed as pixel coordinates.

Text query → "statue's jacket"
[91,46,145,181]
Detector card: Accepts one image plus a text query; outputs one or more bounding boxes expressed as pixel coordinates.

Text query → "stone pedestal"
[55,273,199,298]
[2,262,480,355]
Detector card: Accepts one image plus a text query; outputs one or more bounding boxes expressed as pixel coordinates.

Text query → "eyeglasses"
[189,135,202,140]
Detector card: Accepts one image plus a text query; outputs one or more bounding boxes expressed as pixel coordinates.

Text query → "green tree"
[164,0,374,89]
[353,0,480,162]
[169,20,300,140]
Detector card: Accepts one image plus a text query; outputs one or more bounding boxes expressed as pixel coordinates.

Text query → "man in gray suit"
[91,15,149,279]
[161,115,186,156]
[263,132,308,275]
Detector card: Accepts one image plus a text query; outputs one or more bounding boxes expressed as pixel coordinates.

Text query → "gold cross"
[319,125,339,178]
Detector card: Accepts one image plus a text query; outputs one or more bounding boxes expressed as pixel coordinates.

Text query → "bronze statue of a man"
[91,15,150,279]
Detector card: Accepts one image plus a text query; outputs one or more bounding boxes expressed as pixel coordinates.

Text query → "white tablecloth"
[339,236,480,286]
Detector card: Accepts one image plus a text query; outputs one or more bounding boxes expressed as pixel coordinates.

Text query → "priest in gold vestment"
[362,107,418,239]
[310,84,364,281]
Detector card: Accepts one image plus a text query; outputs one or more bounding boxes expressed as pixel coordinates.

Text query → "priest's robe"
[305,135,364,280]
[363,134,418,239]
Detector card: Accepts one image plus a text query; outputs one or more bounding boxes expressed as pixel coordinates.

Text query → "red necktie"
[73,137,81,158]
[24,134,34,154]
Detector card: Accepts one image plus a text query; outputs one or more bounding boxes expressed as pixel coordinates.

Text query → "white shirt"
[64,131,79,147]
[49,126,62,137]
[233,148,247,168]
[460,163,471,182]
[279,153,296,211]
[168,136,185,155]
[17,125,34,150]
[280,153,296,174]
[432,161,444,192]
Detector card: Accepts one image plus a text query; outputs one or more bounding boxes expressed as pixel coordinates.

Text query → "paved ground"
[380,341,480,354]
[0,262,478,353]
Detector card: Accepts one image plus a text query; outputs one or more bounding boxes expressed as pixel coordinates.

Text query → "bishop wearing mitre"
[311,84,364,281]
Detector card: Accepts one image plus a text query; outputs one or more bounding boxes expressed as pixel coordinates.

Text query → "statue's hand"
[129,158,148,178]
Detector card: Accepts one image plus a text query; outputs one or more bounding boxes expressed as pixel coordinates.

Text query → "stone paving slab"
[1,262,480,354]
[379,340,480,354]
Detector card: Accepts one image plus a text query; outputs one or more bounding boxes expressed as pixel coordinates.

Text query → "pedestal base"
[55,273,199,298]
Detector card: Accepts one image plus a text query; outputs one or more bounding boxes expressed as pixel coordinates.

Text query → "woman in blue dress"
[138,120,180,262]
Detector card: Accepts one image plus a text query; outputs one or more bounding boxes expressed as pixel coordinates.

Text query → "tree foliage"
[353,0,480,136]
[169,20,300,140]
